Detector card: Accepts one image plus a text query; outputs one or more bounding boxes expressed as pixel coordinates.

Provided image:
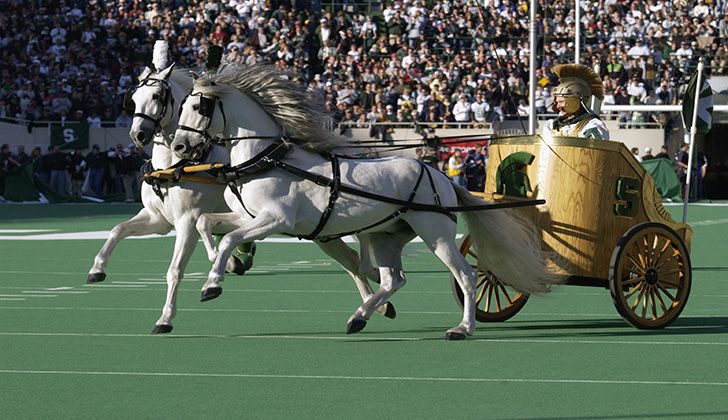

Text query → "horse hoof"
[152,324,173,334]
[86,272,106,284]
[201,287,222,302]
[383,302,396,319]
[346,318,367,334]
[445,332,467,341]
[227,256,248,276]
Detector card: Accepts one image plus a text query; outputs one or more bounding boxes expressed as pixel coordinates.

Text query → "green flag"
[681,71,713,135]
[50,122,90,150]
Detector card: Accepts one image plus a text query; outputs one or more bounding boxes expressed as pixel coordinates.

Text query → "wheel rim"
[451,234,528,322]
[611,224,691,329]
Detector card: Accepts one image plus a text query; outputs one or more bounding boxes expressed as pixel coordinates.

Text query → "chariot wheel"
[609,223,691,329]
[450,233,528,322]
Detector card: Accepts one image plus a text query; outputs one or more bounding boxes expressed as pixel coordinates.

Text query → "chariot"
[451,135,692,329]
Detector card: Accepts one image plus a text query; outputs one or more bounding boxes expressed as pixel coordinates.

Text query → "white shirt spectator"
[471,99,491,122]
[87,114,102,128]
[693,1,710,19]
[627,81,647,102]
[627,42,651,58]
[452,97,472,122]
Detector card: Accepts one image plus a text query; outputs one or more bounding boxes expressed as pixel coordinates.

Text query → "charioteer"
[543,64,610,140]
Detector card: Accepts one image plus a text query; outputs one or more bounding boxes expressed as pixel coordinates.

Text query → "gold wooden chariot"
[451,135,692,329]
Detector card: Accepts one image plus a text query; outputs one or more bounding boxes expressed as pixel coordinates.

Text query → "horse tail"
[453,184,565,295]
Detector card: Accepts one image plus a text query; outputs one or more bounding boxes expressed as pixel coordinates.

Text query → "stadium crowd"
[1,0,727,131]
[1,0,724,199]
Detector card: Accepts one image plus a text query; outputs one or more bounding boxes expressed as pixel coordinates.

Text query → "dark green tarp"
[641,158,683,202]
[3,162,133,203]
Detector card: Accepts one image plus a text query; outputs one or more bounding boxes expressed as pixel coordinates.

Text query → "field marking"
[690,218,728,226]
[0,229,57,233]
[0,331,725,346]
[21,290,88,294]
[0,294,57,298]
[81,284,146,288]
[0,369,726,387]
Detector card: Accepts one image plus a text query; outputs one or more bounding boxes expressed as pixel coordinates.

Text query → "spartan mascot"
[543,64,610,140]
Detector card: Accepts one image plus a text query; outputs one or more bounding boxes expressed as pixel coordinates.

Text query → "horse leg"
[315,239,395,319]
[87,208,171,283]
[406,214,477,340]
[196,212,251,277]
[355,234,380,284]
[431,241,477,340]
[201,211,287,301]
[345,233,409,334]
[153,219,199,334]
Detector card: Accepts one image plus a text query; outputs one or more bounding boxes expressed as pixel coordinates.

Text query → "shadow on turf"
[693,266,728,271]
[506,412,728,420]
[495,316,728,338]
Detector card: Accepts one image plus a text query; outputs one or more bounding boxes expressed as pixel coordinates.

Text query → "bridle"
[124,76,174,133]
[176,90,227,145]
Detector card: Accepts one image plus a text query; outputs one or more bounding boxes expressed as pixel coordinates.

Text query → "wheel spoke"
[622,276,645,287]
[649,289,658,319]
[636,237,651,267]
[653,238,673,268]
[654,288,669,313]
[498,283,515,305]
[624,267,644,277]
[625,281,644,299]
[658,278,683,289]
[476,273,488,289]
[626,252,646,273]
[467,249,478,259]
[484,283,494,312]
[631,285,647,311]
[657,283,677,301]
[493,288,502,311]
[476,283,488,307]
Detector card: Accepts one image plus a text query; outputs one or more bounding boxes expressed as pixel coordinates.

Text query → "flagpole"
[682,58,704,223]
[528,0,537,134]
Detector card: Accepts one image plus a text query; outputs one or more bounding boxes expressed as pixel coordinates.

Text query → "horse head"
[171,72,227,160]
[127,63,176,148]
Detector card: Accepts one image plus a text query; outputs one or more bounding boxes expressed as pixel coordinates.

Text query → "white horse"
[88,63,393,333]
[86,64,253,334]
[171,63,564,340]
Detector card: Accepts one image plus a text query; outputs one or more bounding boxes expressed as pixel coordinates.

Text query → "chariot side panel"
[484,135,692,281]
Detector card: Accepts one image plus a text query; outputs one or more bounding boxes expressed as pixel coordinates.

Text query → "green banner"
[50,122,90,150]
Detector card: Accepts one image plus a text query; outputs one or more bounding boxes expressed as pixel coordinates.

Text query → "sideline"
[1,369,726,387]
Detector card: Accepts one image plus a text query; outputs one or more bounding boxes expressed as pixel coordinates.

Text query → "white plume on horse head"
[153,40,169,72]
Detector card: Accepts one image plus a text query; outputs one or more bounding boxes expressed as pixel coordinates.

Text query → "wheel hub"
[645,268,658,285]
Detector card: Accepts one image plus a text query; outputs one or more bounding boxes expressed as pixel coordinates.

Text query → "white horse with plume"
[86,43,249,334]
[171,63,564,340]
[88,43,392,333]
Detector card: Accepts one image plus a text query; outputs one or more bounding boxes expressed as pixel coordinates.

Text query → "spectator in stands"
[47,146,69,195]
[642,147,655,161]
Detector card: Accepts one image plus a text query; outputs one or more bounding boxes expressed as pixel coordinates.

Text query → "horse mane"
[169,68,194,92]
[193,63,346,153]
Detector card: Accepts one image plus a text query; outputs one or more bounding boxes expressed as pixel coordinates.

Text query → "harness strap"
[315,160,431,242]
[298,154,341,241]
[269,158,543,214]
[141,160,166,201]
[269,159,456,218]
[216,139,291,182]
[227,182,256,219]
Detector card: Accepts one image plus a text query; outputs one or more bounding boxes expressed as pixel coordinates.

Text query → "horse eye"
[193,104,199,110]
[152,93,160,100]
